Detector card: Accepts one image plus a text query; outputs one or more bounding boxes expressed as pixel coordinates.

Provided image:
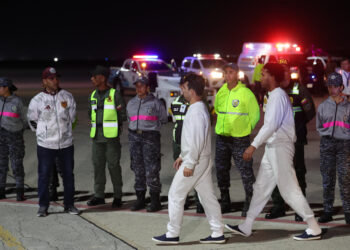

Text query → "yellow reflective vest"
[90,88,118,138]
[215,82,260,137]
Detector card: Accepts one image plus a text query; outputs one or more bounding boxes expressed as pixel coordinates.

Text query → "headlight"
[170,91,180,97]
[238,71,245,79]
[291,73,298,79]
[210,71,223,79]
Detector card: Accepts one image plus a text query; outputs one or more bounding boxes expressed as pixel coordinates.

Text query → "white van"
[237,42,305,84]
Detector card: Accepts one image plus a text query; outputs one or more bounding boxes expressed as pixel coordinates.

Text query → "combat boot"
[130,191,146,211]
[241,195,252,217]
[147,192,162,212]
[16,188,25,201]
[0,187,6,199]
[318,212,333,223]
[220,189,231,214]
[196,202,204,214]
[345,213,350,224]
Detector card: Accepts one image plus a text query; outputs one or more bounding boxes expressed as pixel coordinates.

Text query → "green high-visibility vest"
[90,88,118,138]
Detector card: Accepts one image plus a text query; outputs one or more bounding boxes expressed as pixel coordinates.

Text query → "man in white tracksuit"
[152,73,225,244]
[225,63,322,241]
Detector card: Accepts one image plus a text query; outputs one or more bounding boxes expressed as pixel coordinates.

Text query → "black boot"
[196,202,204,214]
[220,189,231,213]
[147,192,162,212]
[241,196,251,217]
[265,206,286,219]
[49,187,58,201]
[345,213,350,224]
[318,212,333,223]
[131,191,146,211]
[0,187,6,199]
[16,188,25,201]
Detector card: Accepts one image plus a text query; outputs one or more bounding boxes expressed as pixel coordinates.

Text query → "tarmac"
[1,68,350,250]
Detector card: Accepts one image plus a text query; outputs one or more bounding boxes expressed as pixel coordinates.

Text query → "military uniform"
[88,88,126,203]
[214,81,260,214]
[269,82,315,215]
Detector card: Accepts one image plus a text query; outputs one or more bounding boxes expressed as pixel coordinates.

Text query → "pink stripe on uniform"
[0,112,20,118]
[323,121,350,129]
[130,115,158,121]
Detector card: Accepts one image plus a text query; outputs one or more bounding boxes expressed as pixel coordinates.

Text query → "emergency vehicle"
[237,42,304,84]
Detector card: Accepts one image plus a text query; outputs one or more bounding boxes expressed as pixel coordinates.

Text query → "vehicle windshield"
[200,59,227,68]
[275,54,306,66]
[139,61,170,71]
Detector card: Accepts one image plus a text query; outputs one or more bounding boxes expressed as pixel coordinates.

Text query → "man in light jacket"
[28,67,81,217]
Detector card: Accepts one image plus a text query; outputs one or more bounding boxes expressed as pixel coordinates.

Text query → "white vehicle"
[181,54,227,91]
[238,42,305,84]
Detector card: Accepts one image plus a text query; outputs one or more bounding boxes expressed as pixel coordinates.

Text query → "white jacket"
[251,87,296,149]
[27,89,76,149]
[180,101,211,170]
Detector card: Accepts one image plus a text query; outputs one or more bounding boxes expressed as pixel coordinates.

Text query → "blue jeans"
[37,145,75,208]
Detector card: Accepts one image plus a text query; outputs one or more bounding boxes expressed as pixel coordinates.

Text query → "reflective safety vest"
[90,88,118,138]
[170,95,189,143]
[289,83,303,116]
[215,82,260,137]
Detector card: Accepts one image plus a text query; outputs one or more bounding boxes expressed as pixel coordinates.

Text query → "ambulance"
[237,42,305,84]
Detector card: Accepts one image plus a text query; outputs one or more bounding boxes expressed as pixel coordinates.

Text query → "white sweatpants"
[247,142,315,221]
[166,157,223,238]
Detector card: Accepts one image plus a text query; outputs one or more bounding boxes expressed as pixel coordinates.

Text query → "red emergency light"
[133,55,158,59]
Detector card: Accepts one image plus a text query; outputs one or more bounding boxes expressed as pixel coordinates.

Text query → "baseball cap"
[326,72,343,86]
[91,65,110,78]
[223,62,239,71]
[0,77,17,91]
[42,67,60,79]
[133,77,149,86]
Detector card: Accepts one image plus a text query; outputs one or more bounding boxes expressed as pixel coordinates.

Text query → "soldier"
[215,63,260,215]
[87,65,126,208]
[28,67,80,217]
[0,78,27,201]
[316,72,350,224]
[170,74,204,213]
[127,77,167,212]
[265,59,316,221]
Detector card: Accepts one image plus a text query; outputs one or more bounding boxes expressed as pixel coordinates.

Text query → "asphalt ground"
[1,67,350,250]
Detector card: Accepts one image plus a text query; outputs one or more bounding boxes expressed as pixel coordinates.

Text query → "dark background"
[1,0,349,65]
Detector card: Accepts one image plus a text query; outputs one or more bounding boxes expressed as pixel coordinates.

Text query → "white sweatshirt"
[180,101,211,170]
[251,87,296,149]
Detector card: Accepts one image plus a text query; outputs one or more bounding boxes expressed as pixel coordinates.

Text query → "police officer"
[170,74,204,213]
[87,65,126,208]
[127,77,167,212]
[215,63,260,215]
[265,59,316,221]
[0,78,27,201]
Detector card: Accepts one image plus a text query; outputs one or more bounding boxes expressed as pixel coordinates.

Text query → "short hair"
[183,73,205,96]
[263,63,285,83]
[341,58,350,63]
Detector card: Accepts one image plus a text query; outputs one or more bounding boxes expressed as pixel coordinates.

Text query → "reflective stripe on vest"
[293,106,302,113]
[290,83,300,95]
[174,115,185,121]
[90,88,118,138]
[218,111,248,116]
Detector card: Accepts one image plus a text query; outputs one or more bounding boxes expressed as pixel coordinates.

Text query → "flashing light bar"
[193,53,221,59]
[133,55,158,59]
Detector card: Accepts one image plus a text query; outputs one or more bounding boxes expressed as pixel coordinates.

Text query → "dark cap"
[133,77,149,86]
[327,72,343,86]
[0,77,17,92]
[91,65,110,78]
[42,67,60,79]
[223,62,239,71]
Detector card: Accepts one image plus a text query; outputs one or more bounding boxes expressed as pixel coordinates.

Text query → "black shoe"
[345,213,350,224]
[152,234,179,244]
[220,189,231,214]
[199,235,226,244]
[293,231,322,241]
[295,214,303,222]
[196,203,204,214]
[224,224,250,237]
[0,187,6,199]
[87,197,105,206]
[318,212,333,223]
[64,206,82,215]
[131,191,146,211]
[37,207,48,217]
[265,207,286,219]
[147,192,162,212]
[49,188,58,201]
[112,198,122,208]
[16,188,25,201]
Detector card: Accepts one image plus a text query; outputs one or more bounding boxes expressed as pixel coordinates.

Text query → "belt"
[128,129,159,135]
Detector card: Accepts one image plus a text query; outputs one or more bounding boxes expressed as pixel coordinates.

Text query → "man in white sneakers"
[225,63,322,241]
[152,73,225,244]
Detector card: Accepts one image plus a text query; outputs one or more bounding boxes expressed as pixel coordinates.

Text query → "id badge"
[180,104,187,113]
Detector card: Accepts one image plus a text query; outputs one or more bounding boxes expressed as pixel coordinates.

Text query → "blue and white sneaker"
[152,234,179,244]
[199,235,226,244]
[225,224,250,237]
[293,231,322,241]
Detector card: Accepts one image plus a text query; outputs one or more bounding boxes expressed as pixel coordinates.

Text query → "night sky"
[1,0,349,60]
